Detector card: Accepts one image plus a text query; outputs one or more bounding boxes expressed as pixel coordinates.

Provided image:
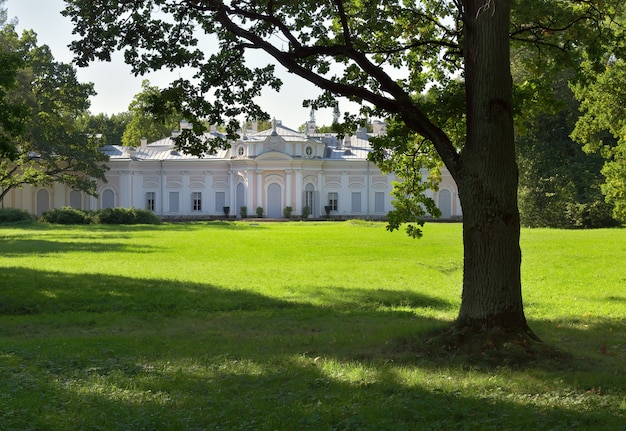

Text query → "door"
[267,183,282,218]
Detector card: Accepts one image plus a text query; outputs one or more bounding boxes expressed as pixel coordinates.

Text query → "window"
[215,191,226,214]
[237,146,245,156]
[328,192,338,211]
[102,189,114,209]
[192,192,202,211]
[375,192,385,213]
[351,192,361,213]
[305,190,314,210]
[305,146,313,156]
[169,192,179,212]
[70,190,81,209]
[146,192,156,211]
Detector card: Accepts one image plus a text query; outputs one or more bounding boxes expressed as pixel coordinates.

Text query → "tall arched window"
[102,189,115,209]
[70,190,82,209]
[36,189,50,216]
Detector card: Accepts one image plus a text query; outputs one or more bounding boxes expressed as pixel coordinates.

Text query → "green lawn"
[0,221,624,430]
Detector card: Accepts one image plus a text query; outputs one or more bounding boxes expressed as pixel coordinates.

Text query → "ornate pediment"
[255,151,294,161]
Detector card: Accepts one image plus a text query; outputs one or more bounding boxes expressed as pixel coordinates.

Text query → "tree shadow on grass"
[0,238,157,257]
[0,268,625,430]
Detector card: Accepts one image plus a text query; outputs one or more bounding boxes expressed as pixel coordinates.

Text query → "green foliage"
[77,111,132,146]
[0,24,108,202]
[572,56,626,224]
[39,207,92,225]
[59,0,619,234]
[121,80,180,147]
[240,205,247,218]
[369,116,442,238]
[301,206,311,218]
[255,206,264,218]
[93,207,162,225]
[516,74,618,228]
[0,207,34,224]
[283,206,292,218]
[0,25,28,160]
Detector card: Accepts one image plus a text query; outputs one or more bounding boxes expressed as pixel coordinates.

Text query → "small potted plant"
[302,206,311,219]
[223,206,230,217]
[240,205,247,218]
[283,206,293,218]
[256,206,264,218]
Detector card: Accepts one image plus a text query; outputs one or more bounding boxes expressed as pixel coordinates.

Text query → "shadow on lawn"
[1,268,624,430]
[0,238,157,256]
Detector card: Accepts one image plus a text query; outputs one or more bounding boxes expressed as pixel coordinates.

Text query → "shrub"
[94,207,162,225]
[39,207,91,225]
[283,206,292,218]
[256,206,264,218]
[302,206,311,218]
[240,206,247,218]
[0,208,35,224]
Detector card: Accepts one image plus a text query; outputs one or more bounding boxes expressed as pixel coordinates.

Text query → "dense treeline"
[516,76,619,228]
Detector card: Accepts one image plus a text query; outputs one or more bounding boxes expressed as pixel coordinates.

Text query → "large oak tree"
[0,20,109,203]
[62,0,613,346]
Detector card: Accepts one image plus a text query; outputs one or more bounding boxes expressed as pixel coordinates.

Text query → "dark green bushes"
[93,207,162,225]
[37,207,161,225]
[39,207,92,224]
[0,208,36,224]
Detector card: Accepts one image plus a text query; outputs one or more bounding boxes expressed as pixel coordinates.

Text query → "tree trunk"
[455,0,535,337]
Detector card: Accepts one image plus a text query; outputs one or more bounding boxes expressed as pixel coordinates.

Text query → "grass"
[0,221,624,430]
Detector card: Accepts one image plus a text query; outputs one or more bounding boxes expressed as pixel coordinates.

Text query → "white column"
[246,169,254,211]
[317,169,323,217]
[204,171,212,215]
[177,171,186,214]
[285,169,292,208]
[228,170,235,213]
[340,171,348,215]
[295,168,303,213]
[256,169,263,210]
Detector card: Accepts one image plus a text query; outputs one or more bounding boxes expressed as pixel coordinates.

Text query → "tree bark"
[455,0,534,337]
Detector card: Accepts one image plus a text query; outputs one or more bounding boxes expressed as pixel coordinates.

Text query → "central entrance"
[267,183,282,218]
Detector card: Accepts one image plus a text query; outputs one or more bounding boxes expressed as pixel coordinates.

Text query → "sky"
[5,0,346,128]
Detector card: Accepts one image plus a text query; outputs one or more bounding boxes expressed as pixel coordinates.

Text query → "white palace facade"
[3,119,462,220]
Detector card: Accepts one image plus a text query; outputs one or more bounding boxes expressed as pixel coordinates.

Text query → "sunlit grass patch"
[0,222,624,430]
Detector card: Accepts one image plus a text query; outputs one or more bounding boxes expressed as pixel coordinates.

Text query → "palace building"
[3,119,462,220]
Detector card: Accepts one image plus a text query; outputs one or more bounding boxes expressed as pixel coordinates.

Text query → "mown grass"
[0,221,624,430]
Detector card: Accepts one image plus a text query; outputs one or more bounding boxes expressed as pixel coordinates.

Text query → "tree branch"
[201,0,461,175]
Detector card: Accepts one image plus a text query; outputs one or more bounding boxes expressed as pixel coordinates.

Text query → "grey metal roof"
[104,121,377,161]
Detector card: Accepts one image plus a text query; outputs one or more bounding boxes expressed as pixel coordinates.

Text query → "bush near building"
[36,207,161,225]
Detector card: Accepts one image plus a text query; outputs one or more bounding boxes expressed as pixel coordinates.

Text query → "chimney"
[140,137,148,149]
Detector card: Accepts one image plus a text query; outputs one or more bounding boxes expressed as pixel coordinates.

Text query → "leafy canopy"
[572,68,626,222]
[0,0,28,160]
[0,22,108,202]
[62,0,616,234]
[121,79,181,147]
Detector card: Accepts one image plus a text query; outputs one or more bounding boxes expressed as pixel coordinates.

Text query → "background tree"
[515,71,617,228]
[572,54,626,224]
[0,0,28,160]
[62,0,615,348]
[0,25,108,203]
[121,80,180,147]
[77,111,132,146]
